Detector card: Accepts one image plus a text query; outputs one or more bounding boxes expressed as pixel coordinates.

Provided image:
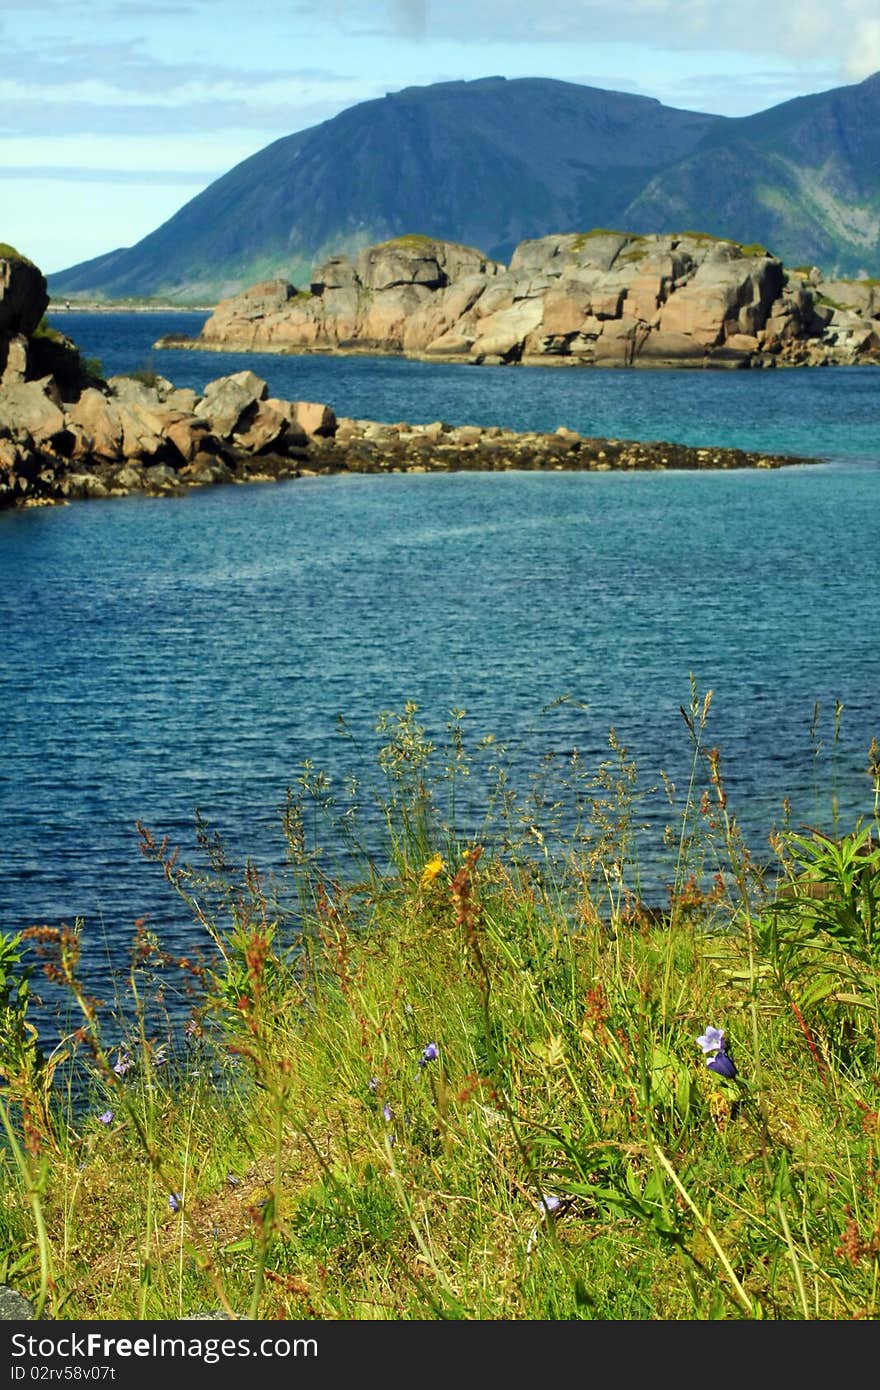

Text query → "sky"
[2,0,880,276]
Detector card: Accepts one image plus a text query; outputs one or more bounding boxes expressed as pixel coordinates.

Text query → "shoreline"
[48,302,215,314]
[6,415,817,512]
[154,330,880,371]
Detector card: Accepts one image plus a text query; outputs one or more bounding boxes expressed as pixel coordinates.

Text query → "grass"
[1,686,879,1321]
[0,243,36,268]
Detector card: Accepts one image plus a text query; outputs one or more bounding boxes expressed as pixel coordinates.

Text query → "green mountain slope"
[621,73,880,273]
[47,73,880,302]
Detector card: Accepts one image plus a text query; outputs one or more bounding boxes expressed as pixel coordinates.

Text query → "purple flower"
[113,1051,132,1076]
[168,1193,182,1213]
[383,1102,393,1123]
[419,1042,439,1067]
[707,1049,737,1079]
[539,1194,561,1218]
[98,1110,114,1125]
[696,1026,725,1055]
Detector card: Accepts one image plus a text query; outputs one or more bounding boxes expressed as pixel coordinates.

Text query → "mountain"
[47,73,880,302]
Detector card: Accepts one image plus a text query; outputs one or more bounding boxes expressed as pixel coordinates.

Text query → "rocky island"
[157,230,880,369]
[0,244,815,511]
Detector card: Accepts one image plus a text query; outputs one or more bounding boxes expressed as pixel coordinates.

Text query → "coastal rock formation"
[0,361,339,508]
[0,246,812,510]
[0,255,342,507]
[170,231,880,369]
[0,247,50,384]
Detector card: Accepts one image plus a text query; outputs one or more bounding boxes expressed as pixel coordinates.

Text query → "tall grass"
[1,688,878,1320]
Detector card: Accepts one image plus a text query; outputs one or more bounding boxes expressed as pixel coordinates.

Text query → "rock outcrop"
[168,231,880,369]
[0,251,343,508]
[0,245,813,510]
[0,362,339,509]
[0,246,49,384]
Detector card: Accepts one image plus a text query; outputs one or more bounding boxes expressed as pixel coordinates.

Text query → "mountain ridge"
[47,73,880,302]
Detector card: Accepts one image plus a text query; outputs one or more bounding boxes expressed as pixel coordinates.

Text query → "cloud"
[0,91,361,140]
[848,18,880,78]
[2,35,339,99]
[0,165,220,185]
[391,0,428,38]
[306,0,880,82]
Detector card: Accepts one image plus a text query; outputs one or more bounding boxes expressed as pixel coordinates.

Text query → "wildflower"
[168,1193,182,1213]
[97,1110,113,1125]
[113,1051,132,1076]
[696,1026,725,1054]
[152,1045,168,1068]
[368,1076,379,1092]
[419,1042,439,1067]
[420,853,446,888]
[707,1049,737,1079]
[527,1194,563,1256]
[383,1103,393,1123]
[697,1024,737,1078]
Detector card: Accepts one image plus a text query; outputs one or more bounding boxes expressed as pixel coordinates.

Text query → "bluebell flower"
[168,1193,182,1213]
[113,1051,132,1076]
[697,1023,737,1078]
[98,1110,114,1125]
[696,1026,725,1054]
[419,1042,439,1067]
[368,1076,379,1092]
[383,1102,393,1123]
[707,1049,737,1079]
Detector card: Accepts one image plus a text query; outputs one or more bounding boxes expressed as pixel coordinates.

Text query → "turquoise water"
[3,312,879,1034]
[55,309,880,460]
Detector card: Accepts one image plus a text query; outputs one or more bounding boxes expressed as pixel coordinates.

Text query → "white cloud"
[848,19,880,79]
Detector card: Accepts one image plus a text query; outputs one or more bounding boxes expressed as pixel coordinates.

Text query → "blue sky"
[3,0,879,275]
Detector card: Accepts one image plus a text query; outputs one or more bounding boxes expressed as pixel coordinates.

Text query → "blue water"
[53,309,880,461]
[3,311,879,1041]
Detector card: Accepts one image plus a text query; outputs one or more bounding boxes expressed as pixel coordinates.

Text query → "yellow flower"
[420,853,446,888]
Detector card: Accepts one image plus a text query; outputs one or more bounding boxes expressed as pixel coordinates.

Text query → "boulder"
[0,378,67,446]
[161,413,218,463]
[234,397,301,453]
[356,237,500,291]
[0,252,48,338]
[0,1284,35,1320]
[197,371,268,435]
[294,401,337,437]
[0,333,30,385]
[67,388,124,459]
[815,277,880,317]
[470,298,545,360]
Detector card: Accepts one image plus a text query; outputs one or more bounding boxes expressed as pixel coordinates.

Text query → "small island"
[156,230,880,370]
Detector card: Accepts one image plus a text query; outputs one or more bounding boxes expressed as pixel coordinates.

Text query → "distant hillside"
[47,73,880,302]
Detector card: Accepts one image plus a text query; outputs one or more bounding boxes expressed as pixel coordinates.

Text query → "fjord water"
[3,310,879,1033]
